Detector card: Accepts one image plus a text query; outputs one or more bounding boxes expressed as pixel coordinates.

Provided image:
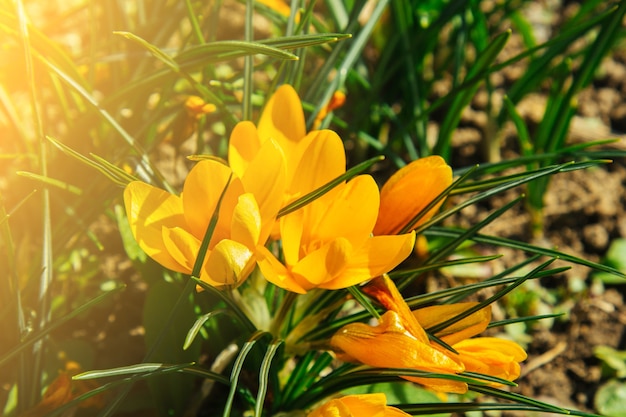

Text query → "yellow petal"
[161,226,200,273]
[374,156,452,235]
[279,208,305,266]
[308,394,387,417]
[124,181,186,270]
[182,160,243,243]
[313,175,379,247]
[453,337,527,382]
[202,240,255,288]
[239,138,287,239]
[288,129,346,202]
[257,246,307,294]
[228,121,261,177]
[291,238,352,289]
[413,302,491,345]
[258,84,306,156]
[255,0,292,17]
[230,193,262,249]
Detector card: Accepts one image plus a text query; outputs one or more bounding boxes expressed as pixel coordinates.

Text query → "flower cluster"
[123,85,526,413]
[125,85,418,292]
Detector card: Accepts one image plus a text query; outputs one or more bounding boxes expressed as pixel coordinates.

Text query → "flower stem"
[270,291,298,338]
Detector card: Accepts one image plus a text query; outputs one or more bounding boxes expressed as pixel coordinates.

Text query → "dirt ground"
[441,12,626,413]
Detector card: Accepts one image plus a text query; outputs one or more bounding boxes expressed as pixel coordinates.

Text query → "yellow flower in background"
[255,0,292,17]
[331,275,526,393]
[124,152,286,288]
[229,85,346,208]
[312,90,346,130]
[308,393,411,417]
[257,175,415,294]
[374,156,453,236]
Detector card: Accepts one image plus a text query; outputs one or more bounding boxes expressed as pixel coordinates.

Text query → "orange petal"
[320,233,415,290]
[258,85,306,156]
[331,311,464,374]
[257,246,307,294]
[363,274,429,344]
[124,181,186,271]
[228,121,261,177]
[413,302,491,345]
[374,155,452,235]
[308,394,387,417]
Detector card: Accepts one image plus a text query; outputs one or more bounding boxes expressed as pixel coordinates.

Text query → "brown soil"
[440,11,626,413]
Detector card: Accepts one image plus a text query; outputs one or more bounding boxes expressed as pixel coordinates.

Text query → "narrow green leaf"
[192,174,232,279]
[46,136,137,186]
[114,31,180,70]
[47,364,229,417]
[488,313,565,329]
[183,309,229,350]
[0,285,126,369]
[470,385,570,414]
[0,189,37,227]
[390,255,502,278]
[426,258,556,335]
[223,331,270,417]
[502,95,533,158]
[74,363,195,380]
[193,278,257,332]
[434,30,511,157]
[347,286,381,319]
[42,61,171,192]
[255,339,283,416]
[16,171,82,195]
[425,226,626,279]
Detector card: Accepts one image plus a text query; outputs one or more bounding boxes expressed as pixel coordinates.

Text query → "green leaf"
[255,339,283,416]
[596,379,626,417]
[434,30,511,158]
[16,171,82,195]
[46,136,137,186]
[223,331,270,417]
[73,362,194,380]
[594,346,626,378]
[593,239,626,284]
[0,285,125,369]
[142,281,202,416]
[114,204,147,263]
[183,309,229,350]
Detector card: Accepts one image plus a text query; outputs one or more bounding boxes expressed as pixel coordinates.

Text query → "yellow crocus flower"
[308,393,411,417]
[229,85,346,208]
[331,275,527,393]
[256,175,415,294]
[124,146,286,288]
